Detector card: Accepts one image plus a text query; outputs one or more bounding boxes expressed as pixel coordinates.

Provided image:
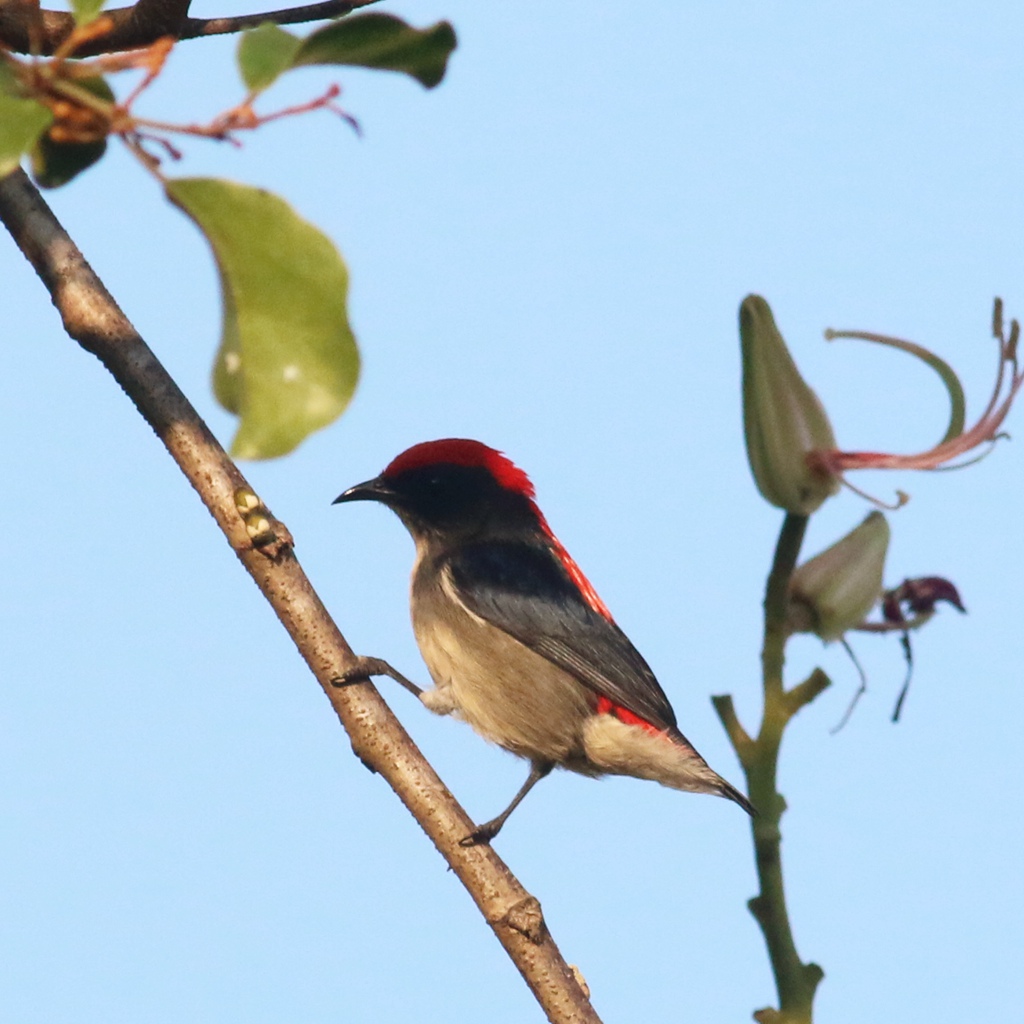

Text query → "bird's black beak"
[332,476,395,506]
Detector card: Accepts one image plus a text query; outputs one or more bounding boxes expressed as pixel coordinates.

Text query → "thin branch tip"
[711,693,754,754]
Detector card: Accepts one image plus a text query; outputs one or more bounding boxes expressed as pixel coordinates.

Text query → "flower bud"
[741,295,840,514]
[788,511,890,641]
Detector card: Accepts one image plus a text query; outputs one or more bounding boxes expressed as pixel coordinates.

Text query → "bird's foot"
[330,656,423,698]
[458,818,504,848]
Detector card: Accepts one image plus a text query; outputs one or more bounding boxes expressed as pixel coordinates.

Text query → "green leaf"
[28,76,112,189]
[166,178,360,460]
[293,13,457,89]
[71,0,106,27]
[237,22,302,94]
[0,68,53,179]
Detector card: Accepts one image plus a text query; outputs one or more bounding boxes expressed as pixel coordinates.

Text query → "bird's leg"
[330,656,423,699]
[460,761,554,847]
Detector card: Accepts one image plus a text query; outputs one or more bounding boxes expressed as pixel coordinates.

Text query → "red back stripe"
[596,695,661,735]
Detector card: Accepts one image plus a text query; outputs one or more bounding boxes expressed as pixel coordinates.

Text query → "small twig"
[709,694,753,764]
[786,667,831,719]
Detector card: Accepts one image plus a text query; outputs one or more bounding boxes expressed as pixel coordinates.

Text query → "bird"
[333,438,753,844]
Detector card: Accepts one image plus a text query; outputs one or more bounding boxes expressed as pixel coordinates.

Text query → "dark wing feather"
[444,540,677,732]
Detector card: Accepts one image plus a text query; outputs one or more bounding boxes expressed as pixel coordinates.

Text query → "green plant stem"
[713,512,828,1024]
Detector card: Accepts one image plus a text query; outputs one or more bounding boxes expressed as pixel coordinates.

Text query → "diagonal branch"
[0,0,376,55]
[0,166,601,1024]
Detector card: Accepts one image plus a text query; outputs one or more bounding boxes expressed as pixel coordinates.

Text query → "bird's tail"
[583,715,757,814]
[718,778,756,816]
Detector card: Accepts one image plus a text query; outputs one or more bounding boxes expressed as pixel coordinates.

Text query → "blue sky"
[3,2,1023,1021]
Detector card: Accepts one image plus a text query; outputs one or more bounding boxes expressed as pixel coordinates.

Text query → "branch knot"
[497,895,547,945]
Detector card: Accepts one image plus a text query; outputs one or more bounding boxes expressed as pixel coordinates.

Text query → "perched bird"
[334,439,753,844]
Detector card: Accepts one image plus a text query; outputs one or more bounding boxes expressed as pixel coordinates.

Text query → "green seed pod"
[788,511,891,641]
[740,295,840,514]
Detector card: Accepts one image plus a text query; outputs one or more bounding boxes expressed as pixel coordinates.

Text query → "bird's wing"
[443,540,678,732]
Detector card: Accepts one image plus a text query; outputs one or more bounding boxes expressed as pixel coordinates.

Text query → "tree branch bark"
[126,0,192,39]
[0,0,376,55]
[0,166,601,1024]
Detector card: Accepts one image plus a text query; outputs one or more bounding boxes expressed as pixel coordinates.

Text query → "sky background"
[3,2,1023,1022]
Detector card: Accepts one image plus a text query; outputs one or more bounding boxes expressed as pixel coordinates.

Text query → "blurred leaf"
[293,13,457,89]
[71,0,105,26]
[31,135,107,189]
[166,178,360,460]
[237,22,302,93]
[0,67,53,179]
[29,77,112,188]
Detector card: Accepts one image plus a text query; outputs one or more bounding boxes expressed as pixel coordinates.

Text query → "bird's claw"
[331,656,394,687]
[459,822,500,847]
[330,656,423,698]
